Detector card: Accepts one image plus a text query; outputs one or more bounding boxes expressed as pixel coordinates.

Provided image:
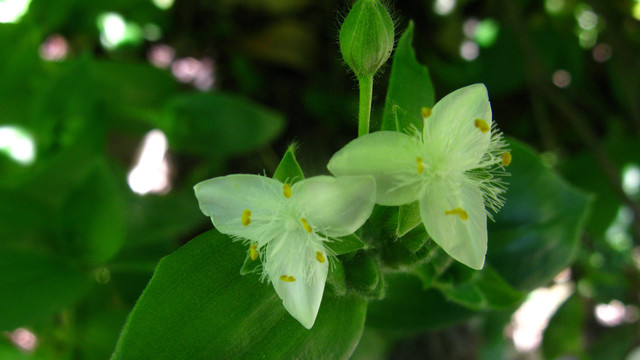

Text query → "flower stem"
[358,75,374,137]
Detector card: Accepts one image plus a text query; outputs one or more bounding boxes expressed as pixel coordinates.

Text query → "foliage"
[0,0,638,359]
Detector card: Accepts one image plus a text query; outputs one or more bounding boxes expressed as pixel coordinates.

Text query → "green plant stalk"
[358,75,374,137]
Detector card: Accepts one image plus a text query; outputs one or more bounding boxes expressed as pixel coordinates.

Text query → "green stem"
[358,75,374,137]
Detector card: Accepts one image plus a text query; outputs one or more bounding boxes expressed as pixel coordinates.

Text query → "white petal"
[327,131,423,206]
[420,178,487,270]
[423,84,492,170]
[193,174,283,241]
[291,176,375,237]
[267,233,328,329]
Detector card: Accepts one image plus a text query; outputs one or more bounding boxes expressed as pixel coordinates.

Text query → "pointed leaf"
[381,22,435,132]
[112,230,367,359]
[327,233,367,255]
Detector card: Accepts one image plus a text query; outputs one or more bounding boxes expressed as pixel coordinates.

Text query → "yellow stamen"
[250,244,258,261]
[300,218,312,233]
[280,275,296,282]
[421,106,432,118]
[283,183,292,198]
[445,208,469,221]
[474,118,490,133]
[316,251,326,263]
[416,157,424,174]
[502,152,512,167]
[241,209,251,226]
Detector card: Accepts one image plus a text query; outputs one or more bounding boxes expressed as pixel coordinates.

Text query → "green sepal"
[391,105,420,134]
[239,252,261,276]
[327,233,367,255]
[396,201,422,237]
[381,21,435,132]
[273,144,304,184]
[397,220,429,252]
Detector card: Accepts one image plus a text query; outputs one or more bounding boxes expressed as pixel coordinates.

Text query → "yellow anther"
[474,118,490,133]
[241,209,252,226]
[421,106,432,118]
[445,208,469,221]
[416,157,424,174]
[300,218,312,233]
[502,152,512,167]
[283,183,292,198]
[280,275,296,282]
[250,244,258,261]
[316,251,326,263]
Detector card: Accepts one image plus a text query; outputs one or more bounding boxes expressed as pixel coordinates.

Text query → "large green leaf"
[112,230,367,359]
[380,21,434,132]
[162,93,285,159]
[488,139,592,290]
[0,248,93,331]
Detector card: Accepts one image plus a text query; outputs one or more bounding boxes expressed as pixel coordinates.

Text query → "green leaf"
[381,22,435,132]
[62,160,126,265]
[0,248,93,330]
[162,93,285,159]
[273,144,305,184]
[366,273,474,331]
[542,295,585,359]
[434,265,524,310]
[327,233,368,255]
[396,201,422,237]
[112,230,367,359]
[488,139,592,290]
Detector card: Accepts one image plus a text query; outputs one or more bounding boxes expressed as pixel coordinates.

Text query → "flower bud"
[339,0,394,79]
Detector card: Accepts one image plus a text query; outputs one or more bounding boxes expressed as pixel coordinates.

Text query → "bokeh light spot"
[39,34,69,61]
[552,69,571,88]
[128,129,171,195]
[434,0,456,16]
[459,40,479,61]
[0,0,32,23]
[0,125,36,165]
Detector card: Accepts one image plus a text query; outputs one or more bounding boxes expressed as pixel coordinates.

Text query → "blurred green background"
[1,0,639,359]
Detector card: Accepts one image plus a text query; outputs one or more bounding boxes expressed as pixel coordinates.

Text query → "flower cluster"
[194,83,509,329]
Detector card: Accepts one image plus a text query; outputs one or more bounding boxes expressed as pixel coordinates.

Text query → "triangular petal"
[266,233,328,329]
[291,175,376,237]
[423,84,492,171]
[420,178,487,270]
[193,174,283,241]
[328,131,423,206]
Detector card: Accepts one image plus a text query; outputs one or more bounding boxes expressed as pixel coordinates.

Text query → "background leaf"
[488,139,593,290]
[0,248,93,331]
[380,21,435,132]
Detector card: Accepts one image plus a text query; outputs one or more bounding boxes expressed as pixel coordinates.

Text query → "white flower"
[328,84,509,270]
[194,174,376,329]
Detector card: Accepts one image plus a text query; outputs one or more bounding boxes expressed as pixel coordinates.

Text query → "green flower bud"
[339,0,395,79]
